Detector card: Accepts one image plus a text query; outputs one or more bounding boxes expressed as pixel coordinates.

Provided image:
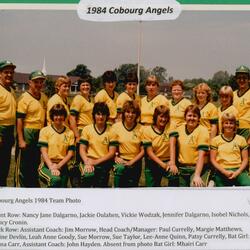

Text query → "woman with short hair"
[218,85,238,134]
[38,104,75,187]
[169,105,210,187]
[79,102,116,187]
[47,75,71,125]
[140,75,169,126]
[111,100,144,187]
[210,113,250,186]
[143,105,178,187]
[169,80,191,128]
[193,83,218,139]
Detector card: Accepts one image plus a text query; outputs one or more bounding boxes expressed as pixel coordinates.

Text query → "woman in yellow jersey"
[69,76,93,187]
[210,113,250,186]
[140,75,169,126]
[142,105,178,187]
[111,100,144,187]
[218,86,238,134]
[38,104,75,188]
[169,80,191,128]
[116,71,140,121]
[94,71,118,125]
[16,70,48,187]
[193,83,218,139]
[70,76,93,142]
[79,102,116,187]
[169,105,210,187]
[47,76,71,126]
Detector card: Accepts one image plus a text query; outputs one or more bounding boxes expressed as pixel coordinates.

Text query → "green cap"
[29,70,46,80]
[235,65,250,74]
[0,60,16,70]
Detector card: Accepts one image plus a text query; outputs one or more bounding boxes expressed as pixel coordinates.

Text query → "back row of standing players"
[0,60,249,187]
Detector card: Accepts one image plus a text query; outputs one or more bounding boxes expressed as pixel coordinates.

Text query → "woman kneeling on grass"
[210,113,250,186]
[110,100,144,187]
[169,105,210,187]
[142,105,178,187]
[38,104,75,187]
[79,102,116,187]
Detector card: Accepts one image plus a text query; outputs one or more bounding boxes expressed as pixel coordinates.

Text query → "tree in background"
[208,70,231,101]
[67,64,91,78]
[183,78,207,99]
[92,76,102,94]
[114,63,150,95]
[44,77,55,98]
[151,66,168,84]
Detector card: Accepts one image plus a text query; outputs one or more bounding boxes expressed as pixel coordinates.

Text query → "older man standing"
[0,60,16,186]
[16,70,48,187]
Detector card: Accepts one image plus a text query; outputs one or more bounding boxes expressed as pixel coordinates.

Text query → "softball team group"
[0,60,250,188]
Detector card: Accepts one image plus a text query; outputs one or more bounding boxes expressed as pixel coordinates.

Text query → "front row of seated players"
[37,101,250,188]
[79,100,144,188]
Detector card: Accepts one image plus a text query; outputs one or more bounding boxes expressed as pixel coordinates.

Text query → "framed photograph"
[0,1,250,249]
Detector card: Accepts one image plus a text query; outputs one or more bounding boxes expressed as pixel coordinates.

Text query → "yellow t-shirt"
[47,94,70,125]
[233,89,250,128]
[17,92,48,129]
[0,84,16,126]
[38,125,75,162]
[80,124,111,159]
[116,92,141,113]
[70,95,93,129]
[211,134,248,169]
[141,94,169,125]
[110,122,143,160]
[199,102,218,133]
[142,124,172,161]
[217,105,239,133]
[170,124,209,165]
[169,98,191,128]
[94,89,118,119]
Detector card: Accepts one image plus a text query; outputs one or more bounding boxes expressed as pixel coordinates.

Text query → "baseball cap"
[29,70,46,80]
[0,60,16,70]
[235,65,250,75]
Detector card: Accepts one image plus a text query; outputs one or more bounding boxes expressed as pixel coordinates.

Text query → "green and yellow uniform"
[17,92,47,129]
[79,124,112,187]
[69,95,94,186]
[15,92,48,187]
[142,124,178,187]
[141,95,169,125]
[169,98,191,128]
[38,125,75,187]
[70,95,93,130]
[199,102,218,134]
[218,105,239,134]
[47,94,70,125]
[0,84,16,186]
[116,92,141,113]
[211,134,250,186]
[170,124,210,186]
[233,89,250,140]
[0,84,16,126]
[110,122,143,187]
[94,89,118,121]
